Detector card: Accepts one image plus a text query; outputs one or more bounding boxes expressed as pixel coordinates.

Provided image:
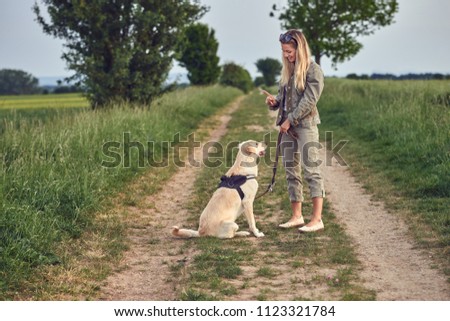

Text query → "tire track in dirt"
[99,97,244,300]
[321,152,450,300]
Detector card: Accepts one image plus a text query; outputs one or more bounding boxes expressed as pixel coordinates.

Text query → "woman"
[265,29,325,233]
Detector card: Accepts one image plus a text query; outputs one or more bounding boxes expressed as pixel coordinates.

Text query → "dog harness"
[218,175,256,200]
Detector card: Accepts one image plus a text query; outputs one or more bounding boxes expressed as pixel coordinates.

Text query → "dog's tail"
[171,226,200,238]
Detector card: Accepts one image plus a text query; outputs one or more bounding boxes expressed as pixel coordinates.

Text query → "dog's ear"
[242,142,257,155]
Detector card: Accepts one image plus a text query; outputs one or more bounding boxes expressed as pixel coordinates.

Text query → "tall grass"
[319,79,450,248]
[0,85,242,295]
[0,107,86,133]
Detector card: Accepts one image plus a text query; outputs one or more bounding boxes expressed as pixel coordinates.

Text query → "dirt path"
[99,97,243,300]
[321,153,450,300]
[100,99,449,301]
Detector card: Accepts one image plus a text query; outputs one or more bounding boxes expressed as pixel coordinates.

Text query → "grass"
[318,79,449,273]
[176,90,374,300]
[0,85,242,299]
[0,107,86,132]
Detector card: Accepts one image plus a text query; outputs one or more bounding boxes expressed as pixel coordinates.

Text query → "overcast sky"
[1,0,449,83]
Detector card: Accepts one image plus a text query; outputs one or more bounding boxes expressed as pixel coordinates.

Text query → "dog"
[171,140,266,239]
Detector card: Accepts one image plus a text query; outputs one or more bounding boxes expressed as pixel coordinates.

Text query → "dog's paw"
[253,230,265,238]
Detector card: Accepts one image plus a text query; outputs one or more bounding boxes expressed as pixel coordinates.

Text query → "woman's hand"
[261,89,277,107]
[280,119,290,133]
[265,95,277,106]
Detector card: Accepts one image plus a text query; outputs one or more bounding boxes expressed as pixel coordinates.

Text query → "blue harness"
[218,175,256,200]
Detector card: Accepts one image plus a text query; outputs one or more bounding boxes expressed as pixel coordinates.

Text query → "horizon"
[37,70,450,87]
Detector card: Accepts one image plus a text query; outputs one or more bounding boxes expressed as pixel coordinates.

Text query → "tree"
[255,58,282,86]
[177,23,220,85]
[254,76,265,87]
[219,63,253,93]
[271,0,398,67]
[34,0,206,108]
[0,69,40,95]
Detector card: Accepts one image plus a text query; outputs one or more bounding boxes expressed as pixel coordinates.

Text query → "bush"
[254,76,265,87]
[0,69,40,95]
[219,63,253,93]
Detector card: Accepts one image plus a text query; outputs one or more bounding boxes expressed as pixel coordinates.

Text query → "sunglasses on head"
[279,32,297,44]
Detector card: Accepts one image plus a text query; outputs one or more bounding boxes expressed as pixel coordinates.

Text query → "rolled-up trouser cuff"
[310,189,326,199]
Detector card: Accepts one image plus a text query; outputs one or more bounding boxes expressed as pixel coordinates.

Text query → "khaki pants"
[280,125,325,202]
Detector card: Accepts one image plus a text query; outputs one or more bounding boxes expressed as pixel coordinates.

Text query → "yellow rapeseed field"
[0,93,88,110]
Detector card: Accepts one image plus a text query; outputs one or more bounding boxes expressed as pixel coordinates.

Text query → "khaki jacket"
[270,61,324,128]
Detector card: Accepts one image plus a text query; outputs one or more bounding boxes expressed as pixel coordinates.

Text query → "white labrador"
[172,140,266,239]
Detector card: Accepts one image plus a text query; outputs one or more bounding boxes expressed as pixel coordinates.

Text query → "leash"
[255,128,298,200]
[255,131,282,200]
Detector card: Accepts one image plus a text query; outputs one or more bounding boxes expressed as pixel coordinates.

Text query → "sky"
[1,0,449,85]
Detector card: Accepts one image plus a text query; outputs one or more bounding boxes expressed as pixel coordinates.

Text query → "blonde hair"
[279,30,311,91]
